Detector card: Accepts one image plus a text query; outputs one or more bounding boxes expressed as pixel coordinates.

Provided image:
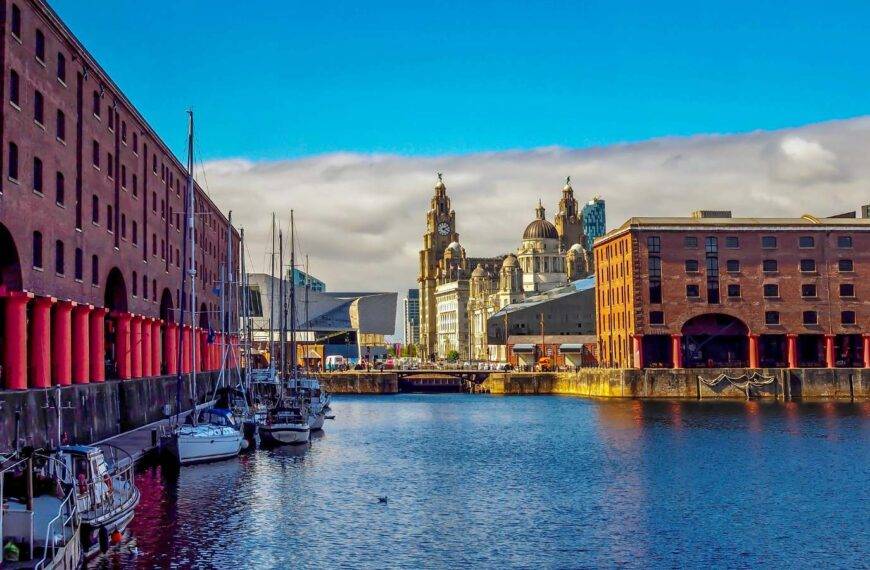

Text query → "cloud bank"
[201,116,870,304]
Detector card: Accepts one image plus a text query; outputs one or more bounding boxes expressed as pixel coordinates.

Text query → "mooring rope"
[698,372,776,390]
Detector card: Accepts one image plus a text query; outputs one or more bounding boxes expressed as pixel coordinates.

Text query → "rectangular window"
[35,29,45,62]
[34,90,44,124]
[108,110,114,131]
[121,214,126,239]
[132,174,138,197]
[705,236,718,254]
[107,153,113,177]
[92,141,100,167]
[9,69,19,106]
[799,236,815,248]
[686,284,700,298]
[649,311,664,325]
[685,259,699,272]
[11,4,21,39]
[803,311,818,325]
[121,165,126,188]
[91,255,99,285]
[93,90,101,117]
[763,283,779,298]
[32,231,43,268]
[91,195,99,224]
[74,248,83,280]
[56,109,65,141]
[648,256,662,303]
[761,236,777,249]
[801,283,817,298]
[57,52,66,83]
[800,259,816,272]
[152,191,157,212]
[842,311,856,325]
[121,121,127,142]
[725,236,739,249]
[838,259,853,272]
[837,235,852,248]
[840,283,855,298]
[55,172,64,205]
[727,284,740,298]
[647,236,661,254]
[765,311,780,325]
[726,259,740,272]
[32,157,42,193]
[7,142,18,181]
[133,133,138,154]
[684,236,697,248]
[54,240,64,275]
[132,221,138,245]
[762,259,778,273]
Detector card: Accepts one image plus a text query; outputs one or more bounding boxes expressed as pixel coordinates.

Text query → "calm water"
[103,395,868,569]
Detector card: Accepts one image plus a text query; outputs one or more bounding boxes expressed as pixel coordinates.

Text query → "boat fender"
[241,439,250,450]
[99,526,110,553]
[111,530,124,545]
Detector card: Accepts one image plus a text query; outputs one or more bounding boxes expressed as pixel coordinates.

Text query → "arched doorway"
[681,313,749,368]
[198,302,209,329]
[0,223,23,293]
[103,268,128,379]
[104,267,128,312]
[159,288,174,323]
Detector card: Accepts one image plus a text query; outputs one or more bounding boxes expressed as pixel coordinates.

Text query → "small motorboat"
[161,408,244,465]
[286,376,331,432]
[258,403,310,446]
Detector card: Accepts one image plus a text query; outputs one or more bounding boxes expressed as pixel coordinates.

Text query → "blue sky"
[52,1,869,161]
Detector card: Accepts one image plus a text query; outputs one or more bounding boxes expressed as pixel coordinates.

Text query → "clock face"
[437,222,451,236]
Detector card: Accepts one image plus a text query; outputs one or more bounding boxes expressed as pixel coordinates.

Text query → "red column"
[71,305,91,384]
[130,316,142,378]
[2,292,31,390]
[89,308,108,382]
[29,297,54,389]
[151,320,161,375]
[632,334,643,369]
[787,334,798,369]
[863,334,870,369]
[748,334,759,369]
[52,301,74,386]
[181,326,191,373]
[199,329,209,371]
[114,312,132,380]
[824,334,835,368]
[164,322,178,375]
[142,318,152,377]
[671,333,683,369]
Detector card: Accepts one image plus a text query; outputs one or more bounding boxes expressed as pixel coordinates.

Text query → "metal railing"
[34,454,78,570]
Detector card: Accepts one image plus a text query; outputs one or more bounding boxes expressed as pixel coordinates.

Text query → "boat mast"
[189,111,198,401]
[240,227,249,385]
[290,210,297,381]
[174,110,194,419]
[304,254,309,373]
[268,213,276,374]
[278,229,285,377]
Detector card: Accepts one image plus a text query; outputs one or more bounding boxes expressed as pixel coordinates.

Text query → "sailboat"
[161,111,244,465]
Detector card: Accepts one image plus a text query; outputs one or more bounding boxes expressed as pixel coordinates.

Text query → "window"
[802,311,818,325]
[765,311,780,325]
[800,259,816,272]
[91,255,99,285]
[108,110,114,131]
[685,259,699,272]
[107,153,113,177]
[142,274,147,299]
[74,248,83,280]
[838,259,853,272]
[763,283,779,298]
[647,236,661,254]
[133,133,138,154]
[121,165,126,188]
[686,284,700,298]
[35,29,45,62]
[56,109,65,141]
[34,90,44,124]
[11,4,21,39]
[57,52,66,83]
[7,142,18,180]
[32,231,43,268]
[705,236,718,254]
[762,259,778,273]
[91,195,99,224]
[152,280,156,301]
[152,234,157,256]
[648,256,662,303]
[121,121,127,143]
[761,236,777,249]
[54,240,64,275]
[55,172,64,204]
[132,174,138,197]
[132,221,138,245]
[840,283,855,298]
[725,236,739,249]
[837,235,852,248]
[92,90,100,117]
[132,271,138,296]
[649,311,664,325]
[32,157,42,193]
[9,69,20,106]
[152,191,157,212]
[842,311,856,325]
[684,236,698,248]
[92,140,100,167]
[121,214,126,239]
[799,236,815,248]
[726,259,740,272]
[727,284,740,298]
[107,205,113,232]
[152,154,157,174]
[801,283,817,298]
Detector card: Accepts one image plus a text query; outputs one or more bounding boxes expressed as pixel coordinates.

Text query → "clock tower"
[418,173,459,360]
[554,176,585,251]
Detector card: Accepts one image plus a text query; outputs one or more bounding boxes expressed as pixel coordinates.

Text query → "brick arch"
[0,222,23,292]
[680,312,749,368]
[160,288,174,323]
[104,267,128,312]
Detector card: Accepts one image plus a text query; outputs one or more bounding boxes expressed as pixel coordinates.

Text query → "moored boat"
[162,408,244,465]
[258,404,310,446]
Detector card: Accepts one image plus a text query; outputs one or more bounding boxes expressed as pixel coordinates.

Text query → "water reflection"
[97,395,868,569]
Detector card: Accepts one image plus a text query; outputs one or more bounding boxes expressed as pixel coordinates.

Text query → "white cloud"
[199,116,870,330]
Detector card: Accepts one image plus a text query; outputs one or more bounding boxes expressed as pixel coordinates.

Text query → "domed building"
[517,201,568,293]
[566,242,592,281]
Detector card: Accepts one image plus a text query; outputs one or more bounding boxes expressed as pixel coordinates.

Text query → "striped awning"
[511,344,536,352]
[559,344,586,353]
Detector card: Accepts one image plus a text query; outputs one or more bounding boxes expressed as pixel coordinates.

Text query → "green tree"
[446,350,460,362]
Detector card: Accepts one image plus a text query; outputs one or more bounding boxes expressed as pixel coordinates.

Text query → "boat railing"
[66,444,137,522]
[0,455,30,556]
[33,454,79,570]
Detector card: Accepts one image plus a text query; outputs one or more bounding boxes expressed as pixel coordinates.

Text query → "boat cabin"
[197,408,238,428]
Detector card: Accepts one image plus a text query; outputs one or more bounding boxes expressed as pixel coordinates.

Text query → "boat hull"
[80,487,140,558]
[308,413,325,431]
[163,431,243,465]
[259,424,310,446]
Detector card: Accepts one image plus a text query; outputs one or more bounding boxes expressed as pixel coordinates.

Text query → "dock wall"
[315,373,398,394]
[0,372,221,452]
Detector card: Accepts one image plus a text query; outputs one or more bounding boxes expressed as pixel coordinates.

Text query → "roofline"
[34,0,236,235]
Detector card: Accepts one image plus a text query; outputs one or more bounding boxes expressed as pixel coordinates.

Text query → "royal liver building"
[417,175,601,361]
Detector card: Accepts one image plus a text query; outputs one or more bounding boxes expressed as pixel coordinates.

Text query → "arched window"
[32,231,43,269]
[55,172,64,205]
[74,248,83,280]
[91,255,99,285]
[132,271,138,296]
[55,240,64,275]
[8,142,19,180]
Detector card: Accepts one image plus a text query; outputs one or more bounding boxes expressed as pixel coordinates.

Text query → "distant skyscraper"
[404,289,420,345]
[581,196,606,247]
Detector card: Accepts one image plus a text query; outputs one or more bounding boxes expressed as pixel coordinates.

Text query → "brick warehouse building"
[595,210,870,370]
[0,1,240,390]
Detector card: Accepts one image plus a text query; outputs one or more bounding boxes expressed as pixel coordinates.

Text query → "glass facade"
[581,197,606,247]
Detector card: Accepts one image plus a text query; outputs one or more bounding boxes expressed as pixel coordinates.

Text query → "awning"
[511,344,536,353]
[303,349,322,359]
[559,344,586,353]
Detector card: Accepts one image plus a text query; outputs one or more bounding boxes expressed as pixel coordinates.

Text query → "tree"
[446,350,460,362]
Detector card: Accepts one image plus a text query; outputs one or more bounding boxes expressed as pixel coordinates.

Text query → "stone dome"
[502,254,519,268]
[568,243,584,253]
[523,200,559,240]
[471,264,487,278]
